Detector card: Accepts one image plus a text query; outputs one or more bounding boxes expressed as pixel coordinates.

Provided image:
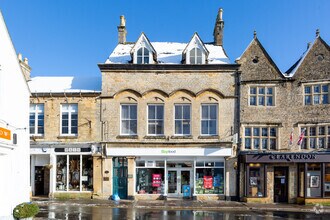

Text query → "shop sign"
[0,127,11,140]
[245,153,330,163]
[161,149,176,154]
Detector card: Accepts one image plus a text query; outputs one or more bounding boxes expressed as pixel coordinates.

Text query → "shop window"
[325,164,330,197]
[195,161,224,195]
[55,154,93,192]
[244,126,277,150]
[249,86,274,106]
[300,125,330,149]
[247,164,265,197]
[136,160,164,194]
[29,104,44,136]
[56,155,67,191]
[306,163,321,198]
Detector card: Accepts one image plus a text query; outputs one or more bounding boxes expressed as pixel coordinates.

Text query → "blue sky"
[1,0,329,77]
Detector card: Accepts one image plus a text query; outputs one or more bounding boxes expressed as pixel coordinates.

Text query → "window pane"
[253,128,259,136]
[253,139,260,149]
[209,105,217,119]
[148,123,155,135]
[310,138,316,148]
[262,128,268,136]
[183,120,190,134]
[314,95,320,104]
[121,120,129,134]
[209,120,217,135]
[266,96,273,106]
[270,128,276,137]
[245,128,251,136]
[137,57,142,64]
[259,88,265,94]
[323,94,329,104]
[310,127,316,136]
[156,121,164,135]
[245,138,251,149]
[201,121,208,134]
[56,155,67,191]
[250,96,256,105]
[319,127,325,135]
[175,121,182,134]
[322,85,328,92]
[62,127,68,134]
[305,95,311,105]
[183,105,190,119]
[270,139,276,150]
[250,87,257,94]
[258,96,265,106]
[144,47,149,55]
[71,127,78,134]
[175,106,182,119]
[262,139,268,149]
[156,106,164,120]
[148,105,155,119]
[122,105,129,119]
[319,138,325,148]
[130,120,137,134]
[267,88,273,94]
[201,106,208,119]
[314,85,320,93]
[130,105,137,119]
[305,86,311,94]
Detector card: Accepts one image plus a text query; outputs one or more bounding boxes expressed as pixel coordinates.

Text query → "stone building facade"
[237,31,330,204]
[97,9,239,200]
[28,76,102,199]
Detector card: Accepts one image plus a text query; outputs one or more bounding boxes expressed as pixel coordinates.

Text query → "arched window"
[137,47,149,64]
[189,48,202,64]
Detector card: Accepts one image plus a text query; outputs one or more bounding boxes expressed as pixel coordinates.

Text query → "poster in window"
[213,176,221,187]
[325,183,330,192]
[310,175,320,188]
[250,177,258,186]
[203,176,213,189]
[152,174,162,187]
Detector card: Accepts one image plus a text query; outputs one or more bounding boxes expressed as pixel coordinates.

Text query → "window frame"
[200,104,218,136]
[136,47,150,64]
[299,124,330,149]
[29,103,45,136]
[60,103,78,136]
[120,104,138,135]
[243,126,278,150]
[189,47,203,64]
[174,104,191,136]
[147,104,164,136]
[304,83,329,106]
[249,85,275,107]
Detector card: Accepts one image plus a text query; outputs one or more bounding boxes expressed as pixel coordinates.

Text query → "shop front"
[240,152,330,204]
[30,144,96,199]
[106,146,232,200]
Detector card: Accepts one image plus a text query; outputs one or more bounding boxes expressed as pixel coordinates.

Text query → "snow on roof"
[105,42,230,64]
[28,76,101,93]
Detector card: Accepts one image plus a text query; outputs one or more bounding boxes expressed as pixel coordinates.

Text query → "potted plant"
[13,202,39,220]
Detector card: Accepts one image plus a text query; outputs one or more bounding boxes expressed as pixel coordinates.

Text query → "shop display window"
[56,154,93,192]
[136,168,164,194]
[325,163,330,197]
[247,164,265,197]
[306,163,321,197]
[195,161,224,194]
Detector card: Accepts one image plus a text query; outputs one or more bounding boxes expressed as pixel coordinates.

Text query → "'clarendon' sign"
[244,153,330,163]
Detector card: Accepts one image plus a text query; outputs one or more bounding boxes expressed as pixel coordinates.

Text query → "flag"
[297,128,306,145]
[289,128,294,145]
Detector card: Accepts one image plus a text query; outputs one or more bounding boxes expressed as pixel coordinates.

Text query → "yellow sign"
[0,127,11,140]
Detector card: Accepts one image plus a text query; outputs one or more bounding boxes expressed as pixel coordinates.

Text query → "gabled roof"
[182,32,209,56]
[285,36,330,77]
[236,35,284,79]
[28,76,101,93]
[130,32,157,60]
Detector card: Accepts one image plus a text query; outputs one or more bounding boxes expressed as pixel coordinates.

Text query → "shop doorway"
[274,167,288,203]
[113,157,128,199]
[34,166,49,196]
[167,168,193,197]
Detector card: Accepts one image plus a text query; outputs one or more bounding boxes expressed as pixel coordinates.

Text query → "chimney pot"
[23,57,28,65]
[18,53,22,61]
[117,15,127,44]
[120,15,126,27]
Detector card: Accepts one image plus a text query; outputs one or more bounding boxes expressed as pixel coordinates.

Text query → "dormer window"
[190,48,202,64]
[137,47,150,64]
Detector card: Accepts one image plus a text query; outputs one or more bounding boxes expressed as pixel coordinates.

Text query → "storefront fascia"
[106,146,232,198]
[241,152,330,204]
[30,144,95,198]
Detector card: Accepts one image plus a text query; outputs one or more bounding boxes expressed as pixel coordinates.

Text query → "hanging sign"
[0,127,11,141]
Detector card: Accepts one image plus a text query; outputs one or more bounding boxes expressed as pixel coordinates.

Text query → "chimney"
[213,8,224,46]
[117,15,127,44]
[18,53,31,81]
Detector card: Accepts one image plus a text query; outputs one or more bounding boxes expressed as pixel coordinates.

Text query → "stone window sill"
[198,135,219,139]
[171,135,193,139]
[144,135,166,139]
[57,135,78,139]
[116,135,138,139]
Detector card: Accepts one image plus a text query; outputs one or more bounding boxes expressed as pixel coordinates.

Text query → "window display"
[247,165,265,197]
[56,154,93,192]
[195,161,224,194]
[306,163,321,197]
[136,168,164,194]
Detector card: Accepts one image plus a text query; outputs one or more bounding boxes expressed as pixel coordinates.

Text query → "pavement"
[31,197,330,214]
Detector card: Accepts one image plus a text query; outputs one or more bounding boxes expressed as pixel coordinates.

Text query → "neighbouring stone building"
[28,76,102,199]
[0,12,31,219]
[237,31,330,204]
[97,9,239,200]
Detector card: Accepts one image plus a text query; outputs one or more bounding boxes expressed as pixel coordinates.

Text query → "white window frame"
[136,47,150,64]
[29,103,44,136]
[304,83,329,105]
[147,104,164,136]
[60,103,78,136]
[120,104,138,135]
[174,104,191,136]
[189,47,203,64]
[249,86,275,106]
[243,126,278,150]
[200,104,218,136]
[299,124,330,149]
